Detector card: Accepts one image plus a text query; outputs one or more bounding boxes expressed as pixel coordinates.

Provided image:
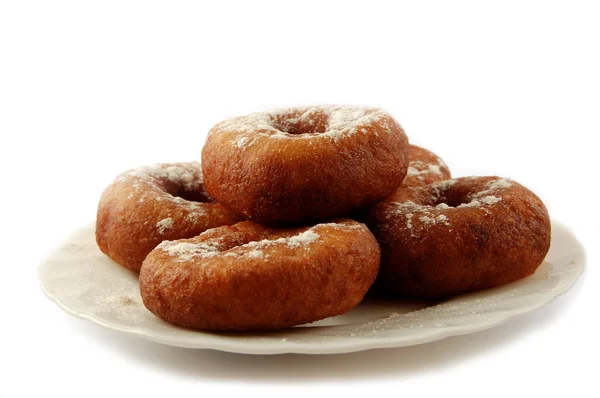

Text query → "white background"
[1,1,598,397]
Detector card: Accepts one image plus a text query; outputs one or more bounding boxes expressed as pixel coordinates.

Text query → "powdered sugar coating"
[156,220,370,263]
[114,162,212,213]
[247,250,264,258]
[402,145,451,188]
[434,177,512,210]
[140,218,381,330]
[419,214,450,226]
[406,163,444,178]
[458,195,503,208]
[486,178,512,191]
[156,218,174,235]
[96,162,243,271]
[455,178,513,208]
[119,162,204,192]
[160,240,223,261]
[244,229,320,251]
[203,105,409,225]
[212,105,399,149]
[381,177,516,232]
[157,228,322,262]
[365,176,551,299]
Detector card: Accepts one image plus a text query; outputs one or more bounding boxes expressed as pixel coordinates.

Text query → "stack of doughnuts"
[96,105,551,331]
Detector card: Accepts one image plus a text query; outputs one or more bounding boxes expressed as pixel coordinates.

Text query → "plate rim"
[38,220,585,355]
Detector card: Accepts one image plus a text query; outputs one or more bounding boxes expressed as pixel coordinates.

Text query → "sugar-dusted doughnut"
[365,176,551,299]
[402,145,451,187]
[202,106,409,224]
[139,219,380,331]
[96,162,243,271]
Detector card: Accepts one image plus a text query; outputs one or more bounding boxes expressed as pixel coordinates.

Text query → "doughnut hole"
[440,194,470,208]
[433,183,474,208]
[174,187,213,203]
[163,180,214,203]
[271,111,329,135]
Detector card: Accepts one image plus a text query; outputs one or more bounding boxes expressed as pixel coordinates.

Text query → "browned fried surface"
[402,145,451,187]
[96,162,243,271]
[201,106,409,225]
[139,219,381,331]
[365,177,551,299]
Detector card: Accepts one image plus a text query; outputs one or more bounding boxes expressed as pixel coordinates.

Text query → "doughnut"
[365,176,551,299]
[348,145,451,220]
[202,105,409,224]
[96,162,243,271]
[139,219,380,331]
[402,145,451,187]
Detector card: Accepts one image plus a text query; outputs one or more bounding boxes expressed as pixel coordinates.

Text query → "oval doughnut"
[402,145,451,187]
[202,106,409,224]
[139,219,380,331]
[96,162,243,271]
[365,176,551,299]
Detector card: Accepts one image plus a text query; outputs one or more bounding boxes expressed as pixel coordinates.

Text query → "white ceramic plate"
[38,221,584,354]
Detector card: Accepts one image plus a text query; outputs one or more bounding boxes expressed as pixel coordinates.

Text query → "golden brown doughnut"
[365,176,551,299]
[402,145,451,187]
[202,106,409,225]
[96,162,243,271]
[139,219,380,331]
[347,145,451,221]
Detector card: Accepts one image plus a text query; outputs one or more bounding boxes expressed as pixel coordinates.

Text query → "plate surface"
[39,221,584,354]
